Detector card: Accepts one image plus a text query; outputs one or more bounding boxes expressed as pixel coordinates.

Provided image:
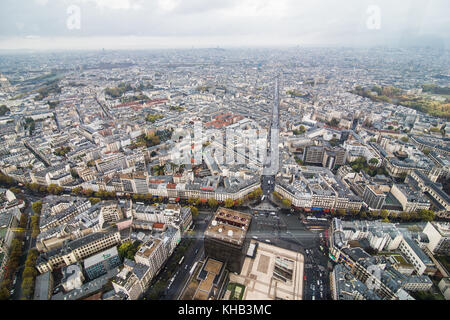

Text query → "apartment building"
[36,231,122,273]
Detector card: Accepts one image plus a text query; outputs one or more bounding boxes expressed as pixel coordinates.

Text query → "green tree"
[118,241,133,260]
[72,186,83,195]
[368,158,379,166]
[89,197,101,205]
[418,209,435,222]
[8,187,21,195]
[47,184,63,195]
[22,267,37,279]
[282,199,292,208]
[21,277,34,291]
[208,198,218,209]
[410,211,420,220]
[83,189,94,197]
[224,198,234,208]
[0,287,10,300]
[190,206,199,218]
[350,209,360,217]
[400,212,410,221]
[369,211,380,219]
[254,187,263,198]
[380,210,389,219]
[32,201,42,215]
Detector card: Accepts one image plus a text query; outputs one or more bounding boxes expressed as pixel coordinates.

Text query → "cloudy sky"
[0,0,449,50]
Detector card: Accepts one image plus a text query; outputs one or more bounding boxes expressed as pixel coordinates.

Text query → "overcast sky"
[0,0,449,50]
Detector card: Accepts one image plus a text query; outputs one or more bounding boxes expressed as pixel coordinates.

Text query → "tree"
[282,199,292,208]
[83,189,94,197]
[368,158,379,166]
[328,118,340,127]
[31,227,40,238]
[0,287,10,300]
[28,183,41,193]
[208,198,218,209]
[337,209,347,216]
[21,277,34,291]
[369,211,380,219]
[254,187,263,198]
[70,169,80,179]
[360,211,368,219]
[89,197,101,205]
[8,187,21,195]
[224,198,234,208]
[410,211,420,220]
[118,241,133,259]
[72,186,83,195]
[235,198,243,207]
[47,184,63,195]
[400,212,410,221]
[418,209,435,222]
[32,201,42,215]
[190,206,199,218]
[350,209,360,217]
[22,267,37,279]
[380,210,389,219]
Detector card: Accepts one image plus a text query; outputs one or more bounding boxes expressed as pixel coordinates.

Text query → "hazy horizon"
[0,0,449,51]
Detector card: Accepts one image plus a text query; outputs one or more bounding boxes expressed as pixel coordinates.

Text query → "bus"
[178,256,185,265]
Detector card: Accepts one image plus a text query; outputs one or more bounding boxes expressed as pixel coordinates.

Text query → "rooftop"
[204,207,252,246]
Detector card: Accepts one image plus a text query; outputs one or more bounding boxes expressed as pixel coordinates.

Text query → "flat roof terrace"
[205,208,252,246]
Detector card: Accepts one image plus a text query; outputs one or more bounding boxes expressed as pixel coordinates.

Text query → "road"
[261,77,280,195]
[267,209,331,300]
[144,210,214,300]
[11,195,39,300]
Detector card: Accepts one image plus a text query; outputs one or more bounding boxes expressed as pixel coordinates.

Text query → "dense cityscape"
[0,47,448,302]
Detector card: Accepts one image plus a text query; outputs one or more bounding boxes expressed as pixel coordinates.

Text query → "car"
[265,239,271,243]
[320,292,323,299]
[317,280,320,286]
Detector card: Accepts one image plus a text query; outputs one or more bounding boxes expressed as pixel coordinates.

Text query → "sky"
[0,0,449,50]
